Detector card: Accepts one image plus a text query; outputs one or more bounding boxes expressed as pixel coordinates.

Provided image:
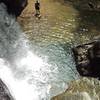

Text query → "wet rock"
[72,40,100,79]
[0,79,14,100]
[64,0,100,11]
[0,0,28,16]
[51,77,100,100]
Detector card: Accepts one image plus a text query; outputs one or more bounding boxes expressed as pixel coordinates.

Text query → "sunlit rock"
[52,77,100,100]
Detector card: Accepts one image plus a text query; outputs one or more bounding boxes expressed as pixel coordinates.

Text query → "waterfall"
[0,3,58,100]
[0,3,47,100]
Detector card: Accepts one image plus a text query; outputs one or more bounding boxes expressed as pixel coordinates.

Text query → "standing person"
[35,0,40,17]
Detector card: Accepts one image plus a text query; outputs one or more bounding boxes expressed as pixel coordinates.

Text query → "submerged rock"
[52,77,100,100]
[0,0,28,16]
[0,79,14,100]
[72,40,100,79]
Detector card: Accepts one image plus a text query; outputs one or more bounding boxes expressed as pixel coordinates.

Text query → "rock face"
[0,79,14,100]
[72,40,100,79]
[64,0,100,11]
[0,0,28,16]
[52,77,100,100]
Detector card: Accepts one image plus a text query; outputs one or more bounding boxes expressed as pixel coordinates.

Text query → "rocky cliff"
[0,0,28,16]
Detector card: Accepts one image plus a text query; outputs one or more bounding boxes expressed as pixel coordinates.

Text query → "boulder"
[89,41,100,78]
[0,79,14,100]
[52,77,100,100]
[0,0,28,16]
[72,40,100,79]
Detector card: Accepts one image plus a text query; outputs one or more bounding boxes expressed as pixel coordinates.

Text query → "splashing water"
[0,3,79,100]
[0,49,57,100]
[0,58,39,100]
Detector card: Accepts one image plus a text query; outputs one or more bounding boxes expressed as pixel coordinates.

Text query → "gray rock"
[52,77,100,100]
[0,79,14,100]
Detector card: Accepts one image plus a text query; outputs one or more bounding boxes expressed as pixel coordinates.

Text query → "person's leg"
[38,9,40,15]
[37,9,40,15]
[35,9,38,16]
